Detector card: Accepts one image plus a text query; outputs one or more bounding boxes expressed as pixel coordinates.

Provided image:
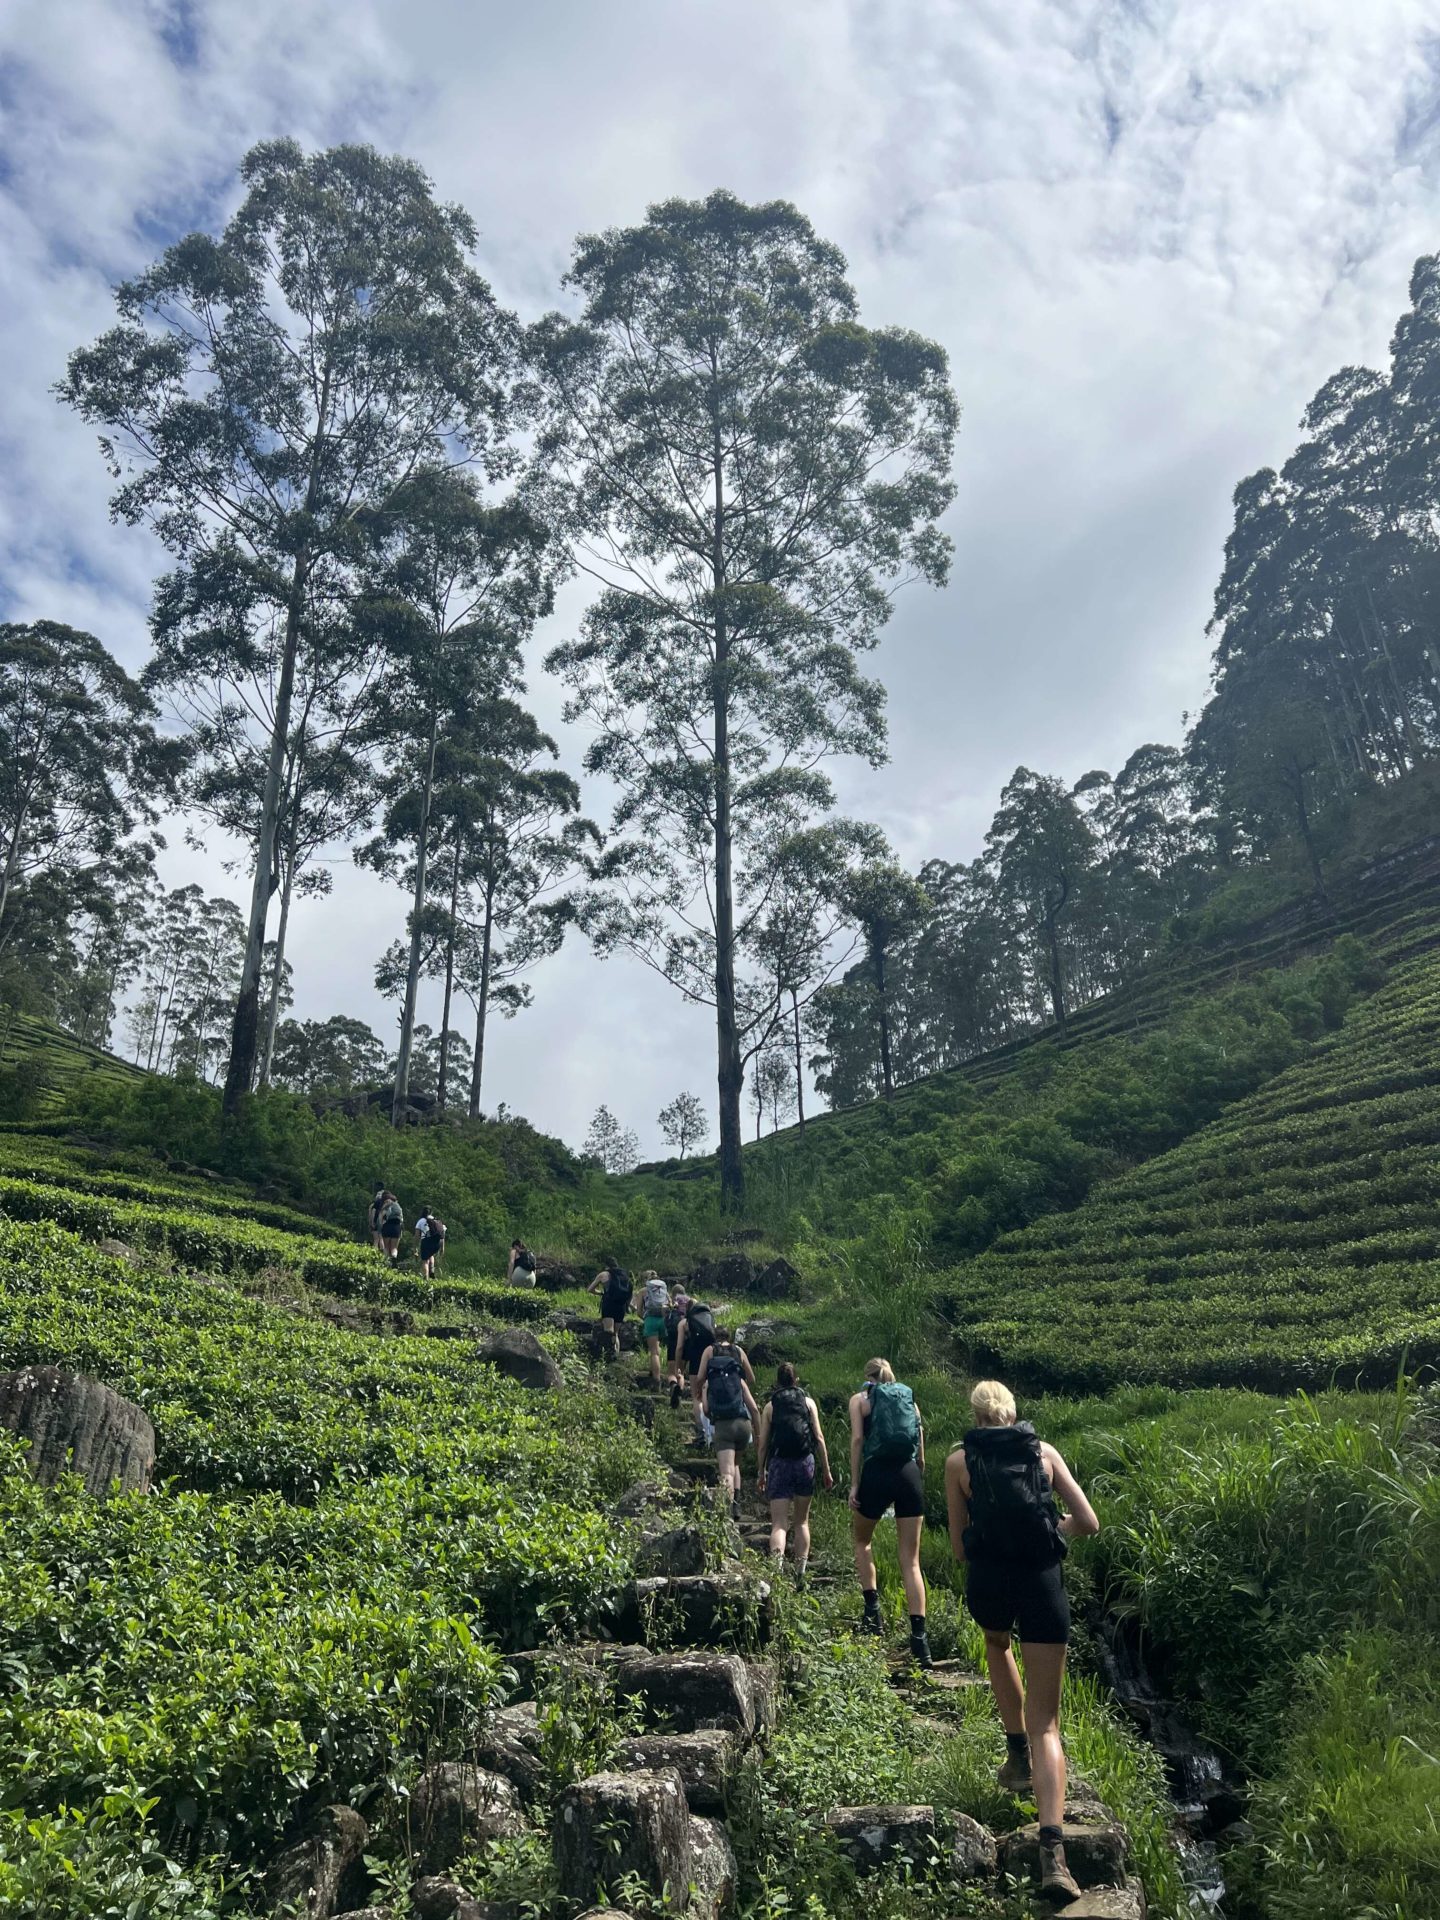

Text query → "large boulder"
[553,1769,690,1910]
[410,1878,504,1920]
[999,1818,1130,1891]
[752,1259,799,1301]
[615,1730,736,1812]
[264,1804,368,1917]
[476,1330,561,1392]
[546,1309,638,1353]
[687,1815,736,1920]
[634,1523,708,1579]
[949,1812,998,1879]
[0,1366,155,1495]
[690,1254,757,1298]
[473,1701,545,1799]
[612,1480,677,1522]
[408,1762,524,1873]
[824,1805,937,1873]
[620,1573,773,1649]
[534,1256,578,1291]
[733,1321,799,1368]
[610,1652,759,1740]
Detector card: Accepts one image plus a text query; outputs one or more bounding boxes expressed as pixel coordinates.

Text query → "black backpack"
[685,1303,715,1357]
[607,1266,632,1304]
[707,1349,745,1420]
[770,1387,813,1460]
[962,1423,1066,1568]
[515,1248,536,1273]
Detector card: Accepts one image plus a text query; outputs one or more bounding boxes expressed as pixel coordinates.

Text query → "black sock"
[909,1614,927,1636]
[1006,1733,1030,1757]
[1039,1824,1064,1846]
[862,1588,880,1613]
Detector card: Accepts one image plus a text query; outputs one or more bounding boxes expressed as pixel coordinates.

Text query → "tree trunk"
[710,409,745,1208]
[436,827,462,1114]
[1045,913,1068,1032]
[874,939,895,1101]
[392,704,440,1126]
[223,359,333,1117]
[791,987,805,1135]
[468,882,495,1119]
[258,850,295,1090]
[1290,765,1329,905]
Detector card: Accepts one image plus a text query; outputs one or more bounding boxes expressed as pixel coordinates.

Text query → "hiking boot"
[731,1497,742,1523]
[1038,1838,1081,1906]
[997,1750,1033,1792]
[859,1608,882,1637]
[908,1629,934,1669]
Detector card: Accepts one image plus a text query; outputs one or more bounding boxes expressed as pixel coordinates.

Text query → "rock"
[534,1256,577,1291]
[473,1701,545,1798]
[950,1812,997,1879]
[825,1804,937,1872]
[575,1911,637,1920]
[753,1259,799,1301]
[333,1912,393,1920]
[615,1730,736,1812]
[999,1818,1130,1891]
[687,1814,736,1920]
[746,1659,780,1741]
[476,1329,562,1392]
[635,1524,708,1578]
[610,1651,759,1739]
[546,1309,637,1353]
[410,1878,509,1920]
[620,1573,773,1649]
[1064,1882,1148,1920]
[320,1303,366,1333]
[553,1769,691,1910]
[409,1762,524,1873]
[613,1480,678,1521]
[733,1320,799,1367]
[1065,1776,1111,1822]
[96,1236,142,1265]
[263,1803,368,1917]
[0,1366,155,1496]
[690,1254,757,1297]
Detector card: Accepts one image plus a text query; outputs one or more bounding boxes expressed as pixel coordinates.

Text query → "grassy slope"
[945,946,1440,1391]
[0,1005,143,1113]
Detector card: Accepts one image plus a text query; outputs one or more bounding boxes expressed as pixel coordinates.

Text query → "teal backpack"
[863,1381,920,1464]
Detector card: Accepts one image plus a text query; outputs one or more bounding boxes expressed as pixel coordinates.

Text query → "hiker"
[508,1239,537,1286]
[368,1185,386,1251]
[674,1300,753,1445]
[639,1271,671,1389]
[756,1361,833,1584]
[586,1254,632,1361]
[695,1328,761,1519]
[848,1357,932,1668]
[416,1207,446,1280]
[377,1191,404,1264]
[945,1378,1100,1908]
[664,1287,690,1402]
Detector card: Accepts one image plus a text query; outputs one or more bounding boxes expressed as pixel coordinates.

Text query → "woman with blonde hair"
[847,1357,931,1667]
[945,1378,1099,1906]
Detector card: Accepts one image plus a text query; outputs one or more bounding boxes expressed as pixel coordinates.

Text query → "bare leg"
[894,1514,927,1619]
[717,1447,738,1502]
[1020,1640,1069,1830]
[983,1629,1026,1734]
[601,1315,618,1361]
[768,1496,791,1557]
[852,1511,879,1590]
[647,1334,661,1386]
[790,1493,813,1571]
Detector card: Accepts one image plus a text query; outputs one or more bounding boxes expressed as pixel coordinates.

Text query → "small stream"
[1094,1615,1244,1915]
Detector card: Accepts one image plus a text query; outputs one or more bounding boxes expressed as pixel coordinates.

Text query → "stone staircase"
[281,1356,1148,1920]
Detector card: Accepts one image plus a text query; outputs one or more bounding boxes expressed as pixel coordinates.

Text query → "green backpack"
[863,1381,920,1465]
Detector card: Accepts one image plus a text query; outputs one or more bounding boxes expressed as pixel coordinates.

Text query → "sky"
[4,0,1440,1154]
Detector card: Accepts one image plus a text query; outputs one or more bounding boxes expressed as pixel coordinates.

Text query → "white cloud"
[4,0,1440,1150]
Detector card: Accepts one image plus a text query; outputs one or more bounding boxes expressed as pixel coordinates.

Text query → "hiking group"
[366,1186,445,1274]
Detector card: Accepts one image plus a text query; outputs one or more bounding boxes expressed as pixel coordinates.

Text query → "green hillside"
[0,1005,143,1115]
[945,945,1440,1392]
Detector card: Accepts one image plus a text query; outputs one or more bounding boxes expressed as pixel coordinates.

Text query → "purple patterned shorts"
[765,1452,816,1500]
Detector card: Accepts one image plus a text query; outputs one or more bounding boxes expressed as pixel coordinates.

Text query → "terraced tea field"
[947,951,1440,1390]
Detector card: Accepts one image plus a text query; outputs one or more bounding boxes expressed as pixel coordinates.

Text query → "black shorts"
[855,1457,925,1520]
[964,1557,1070,1645]
[600,1293,629,1322]
[420,1235,442,1262]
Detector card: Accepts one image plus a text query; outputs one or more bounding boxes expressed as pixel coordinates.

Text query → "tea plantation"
[946,947,1440,1391]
